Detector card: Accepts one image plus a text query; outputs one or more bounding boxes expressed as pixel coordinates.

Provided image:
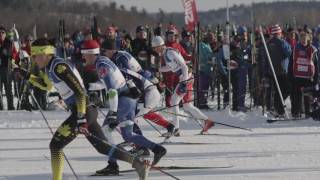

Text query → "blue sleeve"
[97,63,118,90]
[281,40,292,58]
[216,49,227,75]
[116,55,129,70]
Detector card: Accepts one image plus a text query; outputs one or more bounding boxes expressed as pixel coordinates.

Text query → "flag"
[182,0,199,31]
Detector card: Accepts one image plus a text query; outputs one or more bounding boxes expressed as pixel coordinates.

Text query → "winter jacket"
[263,37,292,76]
[199,42,214,74]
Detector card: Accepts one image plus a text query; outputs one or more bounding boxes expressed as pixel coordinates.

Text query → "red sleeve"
[177,44,192,61]
[11,45,19,62]
[12,45,20,65]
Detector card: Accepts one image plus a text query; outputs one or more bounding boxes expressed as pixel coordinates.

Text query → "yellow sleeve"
[28,73,53,91]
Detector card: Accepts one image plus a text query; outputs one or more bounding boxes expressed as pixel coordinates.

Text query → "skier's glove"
[127,79,141,99]
[88,91,102,107]
[177,81,187,95]
[76,113,90,136]
[105,111,118,130]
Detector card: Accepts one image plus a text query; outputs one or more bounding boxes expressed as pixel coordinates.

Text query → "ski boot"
[161,123,175,138]
[95,161,119,176]
[200,119,214,135]
[173,128,181,137]
[132,158,150,180]
[151,144,167,166]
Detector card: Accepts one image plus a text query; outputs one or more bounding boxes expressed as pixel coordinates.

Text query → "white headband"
[81,48,100,54]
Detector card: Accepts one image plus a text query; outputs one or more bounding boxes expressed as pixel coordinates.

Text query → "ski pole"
[30,93,80,180]
[88,133,181,180]
[161,110,252,132]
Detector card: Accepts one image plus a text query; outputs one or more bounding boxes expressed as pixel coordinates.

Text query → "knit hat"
[151,36,165,48]
[237,26,247,35]
[0,26,6,32]
[136,25,145,33]
[81,40,100,54]
[271,24,282,35]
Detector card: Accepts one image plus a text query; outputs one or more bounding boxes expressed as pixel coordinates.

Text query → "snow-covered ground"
[1,107,320,180]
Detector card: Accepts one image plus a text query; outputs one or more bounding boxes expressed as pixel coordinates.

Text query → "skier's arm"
[281,40,292,59]
[28,71,53,91]
[107,89,118,112]
[159,64,171,72]
[98,64,119,112]
[54,63,87,115]
[172,51,189,82]
[216,49,227,76]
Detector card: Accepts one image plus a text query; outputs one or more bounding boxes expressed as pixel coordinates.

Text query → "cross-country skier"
[151,36,215,135]
[81,40,166,176]
[29,38,149,180]
[101,40,175,138]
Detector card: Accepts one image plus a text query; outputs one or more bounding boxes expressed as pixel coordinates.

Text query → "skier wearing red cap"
[81,39,166,176]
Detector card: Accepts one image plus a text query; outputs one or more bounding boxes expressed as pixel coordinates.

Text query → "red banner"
[182,0,199,31]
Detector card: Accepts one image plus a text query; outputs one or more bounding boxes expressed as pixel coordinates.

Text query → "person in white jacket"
[151,36,215,135]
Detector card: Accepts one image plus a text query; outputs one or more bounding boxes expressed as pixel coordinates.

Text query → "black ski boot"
[95,161,119,176]
[173,128,181,137]
[162,123,175,138]
[151,144,167,166]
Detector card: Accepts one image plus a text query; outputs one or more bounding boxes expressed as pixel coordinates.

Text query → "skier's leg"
[119,97,166,165]
[86,105,149,178]
[120,123,166,165]
[142,86,173,128]
[170,87,185,130]
[86,105,140,163]
[49,115,77,180]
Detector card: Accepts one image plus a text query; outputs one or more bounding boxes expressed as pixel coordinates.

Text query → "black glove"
[88,91,103,107]
[105,111,118,130]
[127,80,141,99]
[76,113,89,136]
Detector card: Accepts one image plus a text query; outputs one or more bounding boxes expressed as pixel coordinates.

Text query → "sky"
[92,0,313,13]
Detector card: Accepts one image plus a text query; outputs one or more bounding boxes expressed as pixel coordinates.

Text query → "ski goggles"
[31,45,55,56]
